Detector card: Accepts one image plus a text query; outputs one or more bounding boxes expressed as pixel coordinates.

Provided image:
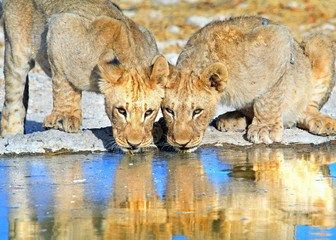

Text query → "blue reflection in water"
[296,225,336,240]
[152,155,169,199]
[201,149,231,185]
[329,162,336,186]
[173,236,189,240]
[83,153,123,207]
[0,160,8,239]
[29,162,53,221]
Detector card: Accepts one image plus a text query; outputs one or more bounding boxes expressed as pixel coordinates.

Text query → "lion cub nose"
[127,140,141,149]
[175,139,191,148]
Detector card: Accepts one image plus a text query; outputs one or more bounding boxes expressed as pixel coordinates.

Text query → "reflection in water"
[104,153,166,239]
[165,155,218,239]
[0,145,336,239]
[216,147,336,240]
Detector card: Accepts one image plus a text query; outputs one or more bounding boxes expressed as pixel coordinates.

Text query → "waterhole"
[1,144,336,239]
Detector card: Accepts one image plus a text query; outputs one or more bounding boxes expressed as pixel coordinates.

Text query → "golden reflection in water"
[50,158,97,240]
[165,156,218,239]
[5,147,336,239]
[7,161,39,239]
[104,153,167,239]
[7,156,99,240]
[217,147,336,240]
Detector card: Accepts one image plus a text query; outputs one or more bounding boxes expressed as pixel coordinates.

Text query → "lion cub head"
[98,51,169,153]
[162,63,228,152]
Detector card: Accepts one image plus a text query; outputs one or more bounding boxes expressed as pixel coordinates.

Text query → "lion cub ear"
[201,63,228,93]
[150,55,169,86]
[98,50,124,84]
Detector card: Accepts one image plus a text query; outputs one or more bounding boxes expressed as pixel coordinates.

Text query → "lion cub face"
[99,51,169,153]
[162,63,227,152]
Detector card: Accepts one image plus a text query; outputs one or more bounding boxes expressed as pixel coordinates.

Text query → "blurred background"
[114,0,336,63]
[0,0,335,82]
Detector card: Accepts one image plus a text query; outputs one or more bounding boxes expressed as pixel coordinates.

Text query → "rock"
[119,0,144,3]
[186,15,212,28]
[237,2,249,8]
[148,11,163,20]
[156,39,187,52]
[151,0,179,5]
[122,10,136,18]
[182,0,199,3]
[316,24,335,31]
[167,26,180,34]
[286,1,300,8]
[211,15,229,21]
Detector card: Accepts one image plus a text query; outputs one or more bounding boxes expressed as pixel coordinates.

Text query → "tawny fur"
[1,0,169,153]
[162,16,335,151]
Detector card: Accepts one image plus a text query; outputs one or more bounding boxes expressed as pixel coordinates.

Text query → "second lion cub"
[162,16,335,151]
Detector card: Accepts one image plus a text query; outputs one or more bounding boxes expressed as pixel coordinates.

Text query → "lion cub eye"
[193,109,203,117]
[117,107,127,117]
[144,110,153,118]
[165,108,174,116]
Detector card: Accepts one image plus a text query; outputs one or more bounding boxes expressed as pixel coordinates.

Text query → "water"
[1,144,336,239]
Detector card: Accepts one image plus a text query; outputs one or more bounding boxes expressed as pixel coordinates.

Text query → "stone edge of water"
[0,126,335,157]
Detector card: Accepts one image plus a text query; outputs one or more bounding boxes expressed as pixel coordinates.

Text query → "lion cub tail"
[301,34,335,109]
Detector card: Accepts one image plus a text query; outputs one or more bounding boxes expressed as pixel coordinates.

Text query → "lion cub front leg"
[247,88,284,144]
[297,34,336,136]
[43,73,82,133]
[216,111,249,132]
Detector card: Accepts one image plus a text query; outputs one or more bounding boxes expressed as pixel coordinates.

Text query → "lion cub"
[1,0,169,152]
[162,16,335,151]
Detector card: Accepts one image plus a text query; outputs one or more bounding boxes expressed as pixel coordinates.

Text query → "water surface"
[1,144,336,239]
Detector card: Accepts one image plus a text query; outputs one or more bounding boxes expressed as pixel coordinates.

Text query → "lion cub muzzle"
[125,126,146,149]
[112,120,152,153]
[167,120,202,152]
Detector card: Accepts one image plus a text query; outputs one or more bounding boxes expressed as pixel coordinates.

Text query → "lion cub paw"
[305,115,336,136]
[247,124,283,144]
[43,112,82,133]
[216,111,248,132]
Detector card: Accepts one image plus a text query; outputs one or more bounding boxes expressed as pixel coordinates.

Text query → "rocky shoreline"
[1,123,335,156]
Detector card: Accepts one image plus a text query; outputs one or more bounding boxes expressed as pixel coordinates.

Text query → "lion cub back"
[177,16,295,109]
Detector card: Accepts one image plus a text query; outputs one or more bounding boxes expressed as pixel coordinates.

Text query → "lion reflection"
[103,148,336,239]
[5,147,336,239]
[217,147,336,239]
